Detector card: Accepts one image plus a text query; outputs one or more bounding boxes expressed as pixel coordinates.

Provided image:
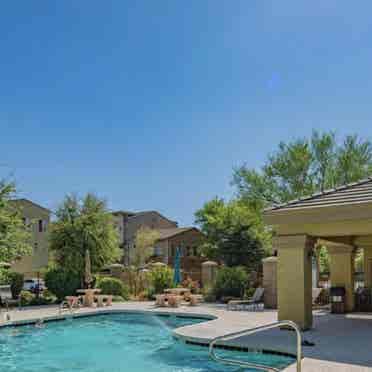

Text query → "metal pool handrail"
[209,320,302,372]
[59,301,74,315]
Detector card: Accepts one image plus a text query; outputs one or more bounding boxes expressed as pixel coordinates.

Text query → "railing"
[59,301,74,315]
[209,320,302,372]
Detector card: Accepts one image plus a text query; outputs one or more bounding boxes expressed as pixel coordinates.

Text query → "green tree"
[133,227,160,268]
[233,131,372,210]
[0,181,31,263]
[195,198,268,269]
[317,246,330,274]
[310,131,336,192]
[213,266,248,300]
[149,266,173,294]
[50,194,121,285]
[335,135,372,184]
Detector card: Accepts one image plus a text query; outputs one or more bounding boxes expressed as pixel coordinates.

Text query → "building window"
[193,247,198,256]
[179,246,185,257]
[34,242,38,251]
[38,220,47,233]
[154,246,162,256]
[186,246,191,256]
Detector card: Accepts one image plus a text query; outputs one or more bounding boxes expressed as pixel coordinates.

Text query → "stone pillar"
[262,257,277,309]
[201,261,218,289]
[364,246,372,288]
[276,235,314,330]
[328,243,355,312]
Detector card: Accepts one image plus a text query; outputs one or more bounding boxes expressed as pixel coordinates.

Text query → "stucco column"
[328,243,355,312]
[201,261,218,289]
[276,235,314,330]
[262,256,278,309]
[363,245,372,288]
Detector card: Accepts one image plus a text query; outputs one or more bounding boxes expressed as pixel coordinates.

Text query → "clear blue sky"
[2,1,372,225]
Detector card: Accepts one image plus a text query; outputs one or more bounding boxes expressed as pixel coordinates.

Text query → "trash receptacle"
[330,286,346,313]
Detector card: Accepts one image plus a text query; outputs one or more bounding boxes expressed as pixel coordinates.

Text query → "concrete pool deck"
[1,302,372,371]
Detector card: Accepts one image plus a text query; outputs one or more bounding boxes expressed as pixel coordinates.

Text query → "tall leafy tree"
[0,181,31,263]
[195,198,268,269]
[310,131,336,192]
[133,226,160,268]
[233,131,372,210]
[335,135,372,184]
[50,194,121,283]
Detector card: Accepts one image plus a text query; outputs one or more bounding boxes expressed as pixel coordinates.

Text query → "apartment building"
[112,210,205,267]
[112,210,178,265]
[9,199,51,279]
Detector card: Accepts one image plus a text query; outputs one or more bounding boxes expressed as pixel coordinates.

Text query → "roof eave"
[264,200,372,227]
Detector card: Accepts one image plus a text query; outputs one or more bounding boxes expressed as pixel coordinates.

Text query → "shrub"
[245,287,256,298]
[0,269,11,285]
[96,277,129,300]
[9,272,24,299]
[29,297,52,306]
[150,266,173,294]
[213,266,248,301]
[112,295,125,302]
[42,289,56,301]
[44,268,81,301]
[19,290,55,307]
[202,285,216,303]
[20,290,35,306]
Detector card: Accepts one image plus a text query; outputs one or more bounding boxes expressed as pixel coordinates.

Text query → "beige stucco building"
[112,210,205,277]
[112,210,178,265]
[154,227,204,262]
[264,177,372,330]
[154,227,205,281]
[10,199,51,279]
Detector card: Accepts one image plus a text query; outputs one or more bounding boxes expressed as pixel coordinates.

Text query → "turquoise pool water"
[0,313,294,371]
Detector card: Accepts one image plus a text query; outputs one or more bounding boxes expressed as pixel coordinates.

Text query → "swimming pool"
[0,313,294,371]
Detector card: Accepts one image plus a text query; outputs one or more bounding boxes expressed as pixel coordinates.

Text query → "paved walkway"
[2,302,372,371]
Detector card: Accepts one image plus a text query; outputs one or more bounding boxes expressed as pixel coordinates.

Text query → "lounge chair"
[227,287,265,311]
[312,288,323,306]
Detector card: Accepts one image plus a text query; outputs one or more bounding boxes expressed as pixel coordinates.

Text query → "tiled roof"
[129,211,178,225]
[9,198,52,214]
[266,177,372,212]
[158,227,198,240]
[112,210,136,216]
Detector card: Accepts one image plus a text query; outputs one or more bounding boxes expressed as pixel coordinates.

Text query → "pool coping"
[0,306,297,361]
[0,308,216,328]
[172,318,297,360]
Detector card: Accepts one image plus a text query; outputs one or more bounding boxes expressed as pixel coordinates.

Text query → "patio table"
[77,288,101,307]
[164,288,191,298]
